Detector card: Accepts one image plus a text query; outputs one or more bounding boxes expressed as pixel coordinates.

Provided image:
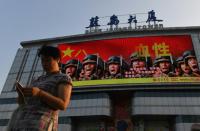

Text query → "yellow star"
[62,47,74,58]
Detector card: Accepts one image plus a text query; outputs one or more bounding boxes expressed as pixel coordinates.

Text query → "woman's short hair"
[38,45,61,60]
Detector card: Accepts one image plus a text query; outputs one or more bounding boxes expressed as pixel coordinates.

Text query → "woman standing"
[7,45,72,131]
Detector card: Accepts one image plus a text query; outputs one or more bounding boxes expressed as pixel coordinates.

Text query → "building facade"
[0,26,200,131]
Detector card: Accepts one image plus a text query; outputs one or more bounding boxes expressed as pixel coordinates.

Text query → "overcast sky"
[0,0,200,93]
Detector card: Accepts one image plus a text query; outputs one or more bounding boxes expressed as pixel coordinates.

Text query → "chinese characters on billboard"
[58,35,200,86]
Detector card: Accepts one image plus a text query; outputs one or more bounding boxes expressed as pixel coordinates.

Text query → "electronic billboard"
[58,35,200,87]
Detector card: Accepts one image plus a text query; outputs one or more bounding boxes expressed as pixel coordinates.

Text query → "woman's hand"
[38,83,72,110]
[15,82,26,104]
[23,87,41,97]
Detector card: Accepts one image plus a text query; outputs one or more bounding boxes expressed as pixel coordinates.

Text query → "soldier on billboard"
[130,52,146,68]
[61,59,82,80]
[129,52,151,78]
[176,56,192,77]
[153,56,174,77]
[80,54,104,80]
[173,57,182,76]
[105,56,129,79]
[183,50,200,77]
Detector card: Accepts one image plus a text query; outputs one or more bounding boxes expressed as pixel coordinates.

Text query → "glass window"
[22,49,38,72]
[58,117,71,124]
[0,119,9,126]
[32,71,43,78]
[35,59,43,71]
[0,98,16,104]
[9,52,25,74]
[3,74,17,92]
[19,72,30,86]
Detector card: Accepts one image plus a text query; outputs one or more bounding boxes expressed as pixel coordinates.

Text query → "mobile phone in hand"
[16,81,24,89]
[15,81,26,104]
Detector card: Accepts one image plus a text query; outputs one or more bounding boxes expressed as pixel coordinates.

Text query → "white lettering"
[128,26,132,30]
[148,24,154,29]
[85,24,164,34]
[114,27,118,31]
[159,24,164,28]
[154,24,159,29]
[85,30,89,34]
[136,25,142,29]
[142,25,147,29]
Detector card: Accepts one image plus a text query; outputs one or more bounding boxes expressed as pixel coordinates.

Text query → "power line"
[97,12,147,19]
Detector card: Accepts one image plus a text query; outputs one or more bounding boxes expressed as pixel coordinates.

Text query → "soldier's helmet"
[183,50,196,65]
[107,56,120,65]
[82,54,104,70]
[130,52,146,62]
[153,56,171,67]
[107,56,129,71]
[175,56,184,67]
[65,59,79,68]
[61,59,82,74]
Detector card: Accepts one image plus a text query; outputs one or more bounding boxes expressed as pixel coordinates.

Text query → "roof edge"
[20,26,200,47]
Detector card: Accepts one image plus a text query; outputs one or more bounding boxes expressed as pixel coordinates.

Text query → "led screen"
[58,35,200,87]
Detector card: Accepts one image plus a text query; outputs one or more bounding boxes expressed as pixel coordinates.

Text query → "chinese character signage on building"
[85,10,164,34]
[58,35,200,87]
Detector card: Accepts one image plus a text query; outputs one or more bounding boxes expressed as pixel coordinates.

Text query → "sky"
[0,0,200,93]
